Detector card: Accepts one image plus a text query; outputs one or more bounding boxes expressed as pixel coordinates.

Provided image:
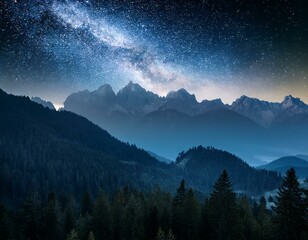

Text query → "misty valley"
[0,89,307,240]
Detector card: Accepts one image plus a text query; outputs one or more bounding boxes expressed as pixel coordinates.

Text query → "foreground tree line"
[0,168,307,240]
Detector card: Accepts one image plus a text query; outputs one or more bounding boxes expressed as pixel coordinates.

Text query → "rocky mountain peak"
[281,95,306,109]
[166,88,197,103]
[95,84,114,95]
[119,81,146,95]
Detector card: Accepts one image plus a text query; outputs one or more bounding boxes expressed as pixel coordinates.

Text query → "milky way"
[0,0,307,104]
[51,1,195,96]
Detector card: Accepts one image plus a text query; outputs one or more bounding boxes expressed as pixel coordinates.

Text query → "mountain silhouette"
[0,89,281,207]
[63,83,308,165]
[258,156,308,179]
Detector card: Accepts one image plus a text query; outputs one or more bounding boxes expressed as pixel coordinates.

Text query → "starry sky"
[0,0,307,107]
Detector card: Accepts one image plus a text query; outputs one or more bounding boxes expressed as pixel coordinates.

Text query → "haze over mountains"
[63,82,308,165]
[258,156,308,179]
[0,89,281,207]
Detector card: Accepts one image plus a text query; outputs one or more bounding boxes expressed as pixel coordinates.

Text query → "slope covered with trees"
[175,146,281,195]
[258,156,308,179]
[0,89,280,208]
[0,169,307,240]
[0,89,173,207]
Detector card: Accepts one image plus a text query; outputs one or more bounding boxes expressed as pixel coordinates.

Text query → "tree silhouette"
[67,229,79,240]
[172,180,187,240]
[81,192,93,216]
[183,188,200,240]
[272,168,307,240]
[92,190,111,240]
[145,205,159,240]
[208,169,241,240]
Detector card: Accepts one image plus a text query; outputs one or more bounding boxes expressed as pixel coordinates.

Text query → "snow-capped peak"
[281,95,305,109]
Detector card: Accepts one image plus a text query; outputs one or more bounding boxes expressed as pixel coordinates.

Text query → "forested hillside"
[0,89,173,207]
[0,89,280,208]
[0,169,307,240]
[175,146,281,195]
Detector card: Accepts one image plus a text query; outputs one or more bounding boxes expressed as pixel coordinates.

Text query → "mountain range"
[297,154,308,161]
[0,88,281,207]
[64,81,308,127]
[258,156,308,179]
[63,82,308,165]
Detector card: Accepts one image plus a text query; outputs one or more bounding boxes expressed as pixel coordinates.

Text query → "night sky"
[1,0,307,107]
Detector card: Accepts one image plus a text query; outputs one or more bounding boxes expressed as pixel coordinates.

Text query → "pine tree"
[92,190,111,240]
[156,228,166,240]
[238,196,259,240]
[111,191,124,240]
[166,229,176,240]
[183,188,200,240]
[122,194,144,240]
[156,228,175,240]
[208,169,241,240]
[200,198,213,240]
[87,231,95,240]
[42,192,60,240]
[64,204,76,237]
[172,180,187,240]
[77,212,92,240]
[255,197,272,240]
[81,192,93,216]
[272,168,307,240]
[21,192,42,240]
[173,180,186,206]
[67,229,79,240]
[145,205,159,240]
